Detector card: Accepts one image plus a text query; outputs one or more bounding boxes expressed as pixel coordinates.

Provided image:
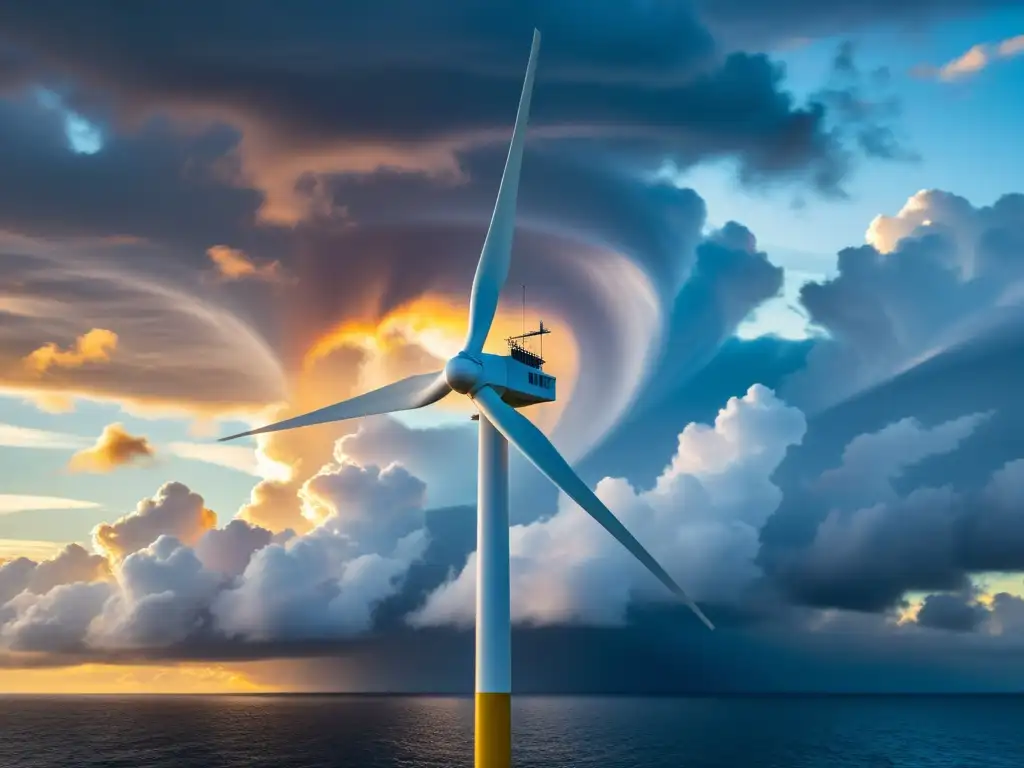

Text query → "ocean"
[1,694,1022,767]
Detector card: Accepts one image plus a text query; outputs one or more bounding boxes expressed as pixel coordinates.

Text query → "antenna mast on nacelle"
[507,284,550,368]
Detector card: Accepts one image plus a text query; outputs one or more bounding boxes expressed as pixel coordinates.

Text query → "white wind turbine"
[220,28,713,768]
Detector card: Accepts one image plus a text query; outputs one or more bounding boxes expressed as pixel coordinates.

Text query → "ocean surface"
[1,694,1023,767]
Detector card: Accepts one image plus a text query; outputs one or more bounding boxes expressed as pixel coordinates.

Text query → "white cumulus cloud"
[411,384,806,628]
[0,448,431,656]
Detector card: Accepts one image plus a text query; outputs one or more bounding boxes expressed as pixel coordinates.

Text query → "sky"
[1,1,1024,694]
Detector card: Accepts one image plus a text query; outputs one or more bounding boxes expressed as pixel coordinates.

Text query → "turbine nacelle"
[444,352,484,395]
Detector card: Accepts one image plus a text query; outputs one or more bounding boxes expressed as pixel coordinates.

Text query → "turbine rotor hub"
[444,353,483,395]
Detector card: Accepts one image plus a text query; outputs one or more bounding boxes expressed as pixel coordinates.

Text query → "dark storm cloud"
[4,0,1005,93]
[776,486,972,612]
[916,592,987,633]
[11,602,1024,694]
[642,222,784,407]
[765,406,1024,613]
[0,1,716,88]
[782,192,1024,414]
[0,27,817,441]
[738,186,1024,617]
[0,0,923,433]
[321,147,710,297]
[0,0,918,224]
[283,149,703,318]
[742,292,1024,617]
[0,95,263,248]
[307,175,784,463]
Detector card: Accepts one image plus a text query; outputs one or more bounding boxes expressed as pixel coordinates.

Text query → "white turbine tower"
[220,28,713,768]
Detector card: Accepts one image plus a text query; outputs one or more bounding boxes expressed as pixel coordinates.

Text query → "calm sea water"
[1,695,1023,767]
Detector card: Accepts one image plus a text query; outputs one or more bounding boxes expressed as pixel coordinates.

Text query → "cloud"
[22,328,117,374]
[694,0,1014,50]
[194,519,273,577]
[300,462,426,550]
[88,536,223,649]
[0,539,69,561]
[984,592,1024,637]
[0,242,287,418]
[235,383,375,535]
[336,416,478,509]
[813,412,991,510]
[773,415,1024,613]
[0,452,431,657]
[68,422,155,473]
[783,190,1024,412]
[0,422,86,449]
[641,221,784,407]
[779,485,968,612]
[165,442,261,476]
[865,189,984,259]
[0,92,267,246]
[411,385,806,628]
[914,34,1024,81]
[213,451,431,644]
[812,41,917,163]
[0,557,37,605]
[1000,35,1024,57]
[1,206,656,498]
[2,581,113,653]
[91,481,217,560]
[0,6,880,487]
[213,528,427,642]
[26,543,110,595]
[0,543,108,606]
[0,1,920,233]
[0,495,100,515]
[207,245,285,283]
[915,591,988,633]
[892,587,1024,639]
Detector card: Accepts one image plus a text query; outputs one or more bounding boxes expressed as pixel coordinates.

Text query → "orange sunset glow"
[0,664,277,695]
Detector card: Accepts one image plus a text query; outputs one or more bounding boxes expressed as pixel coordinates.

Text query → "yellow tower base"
[475,692,511,768]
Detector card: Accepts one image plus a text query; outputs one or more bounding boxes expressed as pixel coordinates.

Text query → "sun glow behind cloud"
[303,294,579,433]
[303,296,467,373]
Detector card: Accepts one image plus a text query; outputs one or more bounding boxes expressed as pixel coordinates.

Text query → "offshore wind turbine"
[220,28,713,768]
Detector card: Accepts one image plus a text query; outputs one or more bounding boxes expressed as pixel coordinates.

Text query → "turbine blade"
[220,371,451,442]
[473,386,714,630]
[462,29,541,356]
